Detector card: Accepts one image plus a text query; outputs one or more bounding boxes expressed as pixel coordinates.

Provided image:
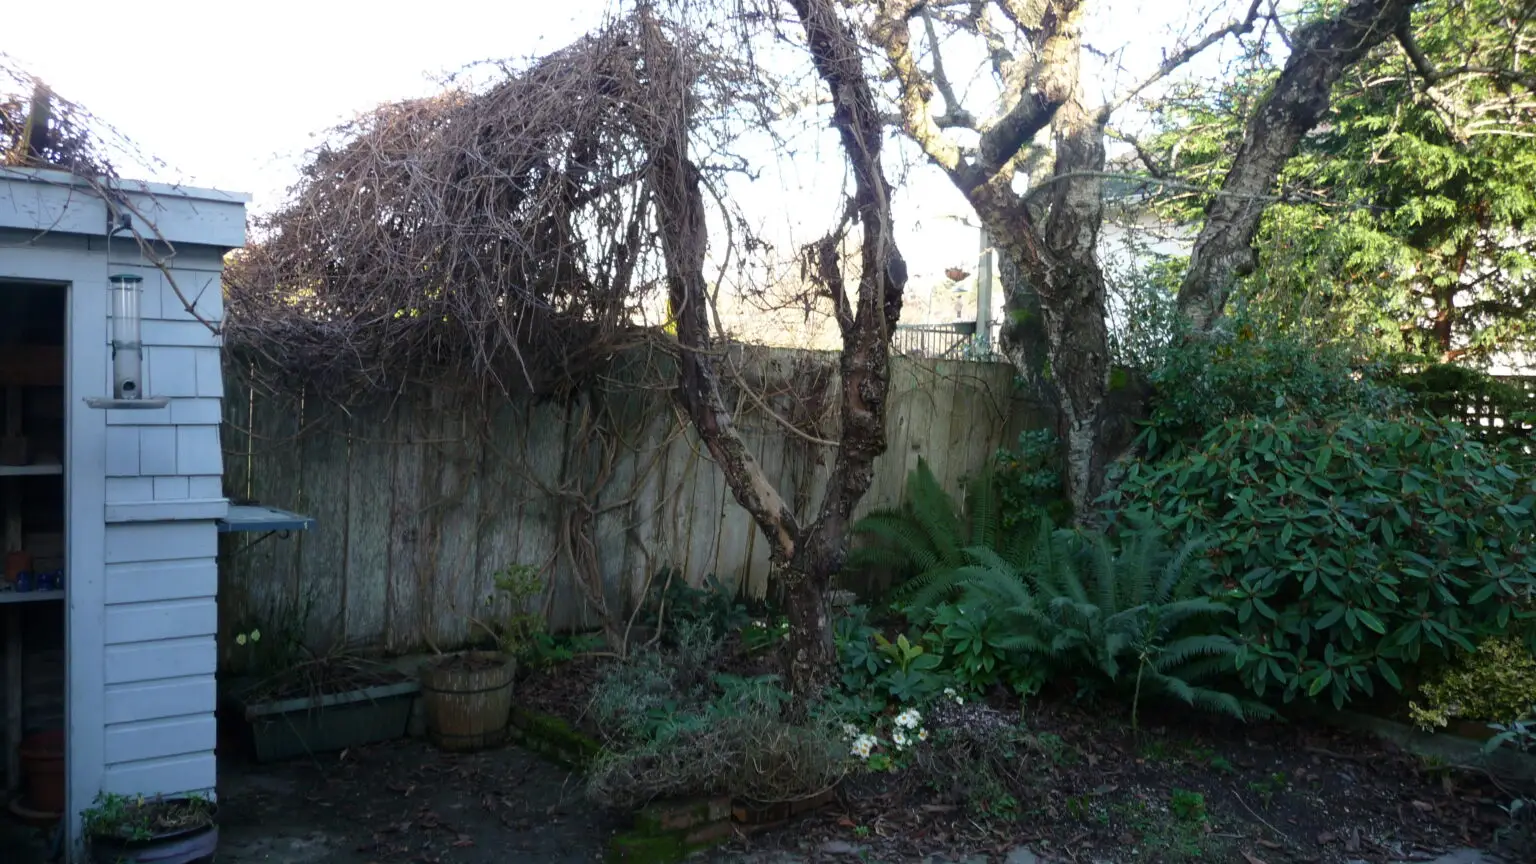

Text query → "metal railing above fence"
[893,321,997,361]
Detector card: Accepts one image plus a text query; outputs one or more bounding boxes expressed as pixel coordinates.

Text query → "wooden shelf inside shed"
[2,289,67,797]
[0,590,63,605]
[0,464,62,477]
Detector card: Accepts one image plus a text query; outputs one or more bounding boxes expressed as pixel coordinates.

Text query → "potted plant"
[420,564,540,752]
[222,623,419,762]
[82,793,217,864]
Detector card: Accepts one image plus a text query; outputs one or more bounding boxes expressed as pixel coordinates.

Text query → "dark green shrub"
[1111,411,1536,708]
[833,605,952,707]
[636,571,750,644]
[852,463,1263,720]
[1144,316,1403,457]
[1393,364,1530,424]
[993,428,1069,529]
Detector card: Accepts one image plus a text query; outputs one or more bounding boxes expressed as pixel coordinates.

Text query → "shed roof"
[0,166,248,249]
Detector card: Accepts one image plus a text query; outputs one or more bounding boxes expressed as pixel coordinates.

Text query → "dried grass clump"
[225,12,757,402]
[585,713,847,810]
[583,622,846,809]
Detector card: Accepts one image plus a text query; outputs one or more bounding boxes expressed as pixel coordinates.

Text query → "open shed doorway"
[0,280,68,861]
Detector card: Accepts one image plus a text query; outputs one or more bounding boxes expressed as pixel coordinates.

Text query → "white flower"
[955,696,965,705]
[851,734,878,759]
[892,729,909,749]
[842,723,859,739]
[943,687,957,698]
[895,708,922,729]
[918,728,929,742]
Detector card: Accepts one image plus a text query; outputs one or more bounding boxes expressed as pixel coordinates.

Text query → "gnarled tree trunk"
[648,0,908,708]
[872,0,1420,520]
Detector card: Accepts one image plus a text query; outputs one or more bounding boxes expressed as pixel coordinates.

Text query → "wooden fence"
[218,346,1038,664]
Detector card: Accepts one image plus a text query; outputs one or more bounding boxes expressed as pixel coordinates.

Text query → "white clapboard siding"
[104,599,217,646]
[104,637,217,685]
[105,560,217,606]
[104,678,217,726]
[2,168,245,853]
[96,258,229,797]
[104,715,217,764]
[104,523,217,565]
[100,754,216,798]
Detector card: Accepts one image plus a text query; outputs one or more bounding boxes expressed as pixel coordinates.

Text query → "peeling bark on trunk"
[972,2,1112,519]
[1176,0,1419,330]
[1035,5,1111,519]
[996,252,1054,408]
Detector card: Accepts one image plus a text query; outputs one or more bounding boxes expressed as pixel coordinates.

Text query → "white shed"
[0,166,246,858]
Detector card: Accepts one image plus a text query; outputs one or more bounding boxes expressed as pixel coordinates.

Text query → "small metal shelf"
[218,505,315,534]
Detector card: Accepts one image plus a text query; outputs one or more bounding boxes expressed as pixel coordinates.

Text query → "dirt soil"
[698,697,1523,864]
[517,655,1524,864]
[217,739,620,863]
[212,650,1524,864]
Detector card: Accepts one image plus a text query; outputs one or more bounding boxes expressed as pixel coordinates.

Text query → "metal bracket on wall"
[217,505,314,554]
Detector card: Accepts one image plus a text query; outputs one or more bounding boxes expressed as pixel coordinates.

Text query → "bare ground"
[217,740,620,863]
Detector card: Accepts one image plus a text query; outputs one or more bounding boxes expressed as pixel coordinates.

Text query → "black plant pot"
[88,800,219,864]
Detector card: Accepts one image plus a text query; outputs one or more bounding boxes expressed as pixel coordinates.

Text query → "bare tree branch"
[1109,128,1171,179]
[969,0,1020,84]
[874,3,974,177]
[921,7,979,128]
[1397,23,1536,90]
[978,90,1063,174]
[642,22,802,566]
[1267,0,1295,49]
[1098,0,1265,119]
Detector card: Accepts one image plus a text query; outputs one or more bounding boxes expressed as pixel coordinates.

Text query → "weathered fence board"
[218,348,1033,662]
[298,406,349,651]
[343,404,393,649]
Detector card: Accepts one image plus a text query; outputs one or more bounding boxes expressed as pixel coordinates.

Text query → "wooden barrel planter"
[421,651,516,752]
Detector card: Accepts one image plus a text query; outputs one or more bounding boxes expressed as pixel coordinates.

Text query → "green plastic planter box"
[233,680,420,763]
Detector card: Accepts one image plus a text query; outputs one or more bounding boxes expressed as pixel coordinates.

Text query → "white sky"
[3,0,620,205]
[4,0,1261,325]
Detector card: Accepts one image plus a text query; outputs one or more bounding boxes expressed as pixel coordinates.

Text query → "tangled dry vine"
[224,14,766,405]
